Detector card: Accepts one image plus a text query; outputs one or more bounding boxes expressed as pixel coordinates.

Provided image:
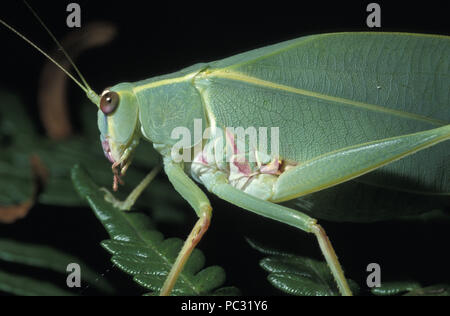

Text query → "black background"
[0,0,449,296]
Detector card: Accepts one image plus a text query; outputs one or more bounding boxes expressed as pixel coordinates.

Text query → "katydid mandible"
[1,7,449,296]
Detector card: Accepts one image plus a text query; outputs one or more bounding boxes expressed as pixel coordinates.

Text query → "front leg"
[101,165,161,211]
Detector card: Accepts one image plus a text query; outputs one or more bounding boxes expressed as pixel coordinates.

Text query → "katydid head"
[1,7,141,191]
[97,83,141,190]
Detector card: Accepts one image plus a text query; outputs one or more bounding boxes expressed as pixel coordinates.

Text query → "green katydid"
[1,5,449,296]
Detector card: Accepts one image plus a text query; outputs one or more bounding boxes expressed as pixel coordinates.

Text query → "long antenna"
[23,1,93,93]
[0,2,100,105]
[0,17,88,94]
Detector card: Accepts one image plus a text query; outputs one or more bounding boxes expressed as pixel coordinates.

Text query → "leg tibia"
[160,207,211,296]
[210,179,352,296]
[161,159,213,295]
[310,223,352,296]
[102,165,161,211]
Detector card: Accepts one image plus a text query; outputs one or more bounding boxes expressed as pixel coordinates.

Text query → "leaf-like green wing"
[283,181,450,222]
[71,165,239,296]
[196,33,449,194]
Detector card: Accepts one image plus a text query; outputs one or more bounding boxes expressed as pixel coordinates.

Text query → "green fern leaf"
[71,164,239,296]
[247,238,359,296]
[0,238,115,294]
[0,270,75,296]
[372,282,450,296]
[404,285,450,296]
[0,150,34,206]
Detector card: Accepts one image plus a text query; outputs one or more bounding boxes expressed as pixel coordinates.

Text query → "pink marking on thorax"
[260,159,281,175]
[233,159,253,176]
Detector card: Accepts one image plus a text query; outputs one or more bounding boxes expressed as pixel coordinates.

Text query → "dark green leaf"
[0,150,33,205]
[404,284,450,296]
[0,238,115,294]
[248,238,359,296]
[372,282,450,296]
[72,164,237,296]
[0,91,36,147]
[0,270,74,296]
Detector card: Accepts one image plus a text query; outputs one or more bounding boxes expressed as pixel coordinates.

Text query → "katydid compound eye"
[100,91,119,115]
